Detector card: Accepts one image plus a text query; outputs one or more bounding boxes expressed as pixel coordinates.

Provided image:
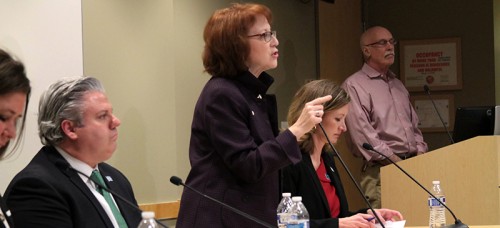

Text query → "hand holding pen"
[339,213,378,227]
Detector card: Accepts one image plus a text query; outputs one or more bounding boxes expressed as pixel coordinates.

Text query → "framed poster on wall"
[411,94,454,133]
[400,38,462,92]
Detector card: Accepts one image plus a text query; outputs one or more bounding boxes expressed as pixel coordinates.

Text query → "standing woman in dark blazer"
[283,79,402,228]
[0,48,31,228]
[176,3,332,228]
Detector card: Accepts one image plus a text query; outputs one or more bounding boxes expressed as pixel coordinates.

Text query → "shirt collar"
[55,146,98,181]
[361,63,396,80]
[234,71,274,96]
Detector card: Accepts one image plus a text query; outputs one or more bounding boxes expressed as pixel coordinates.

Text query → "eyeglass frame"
[364,38,397,47]
[247,31,277,43]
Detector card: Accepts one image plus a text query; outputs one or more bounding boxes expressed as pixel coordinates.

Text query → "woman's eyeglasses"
[247,31,277,43]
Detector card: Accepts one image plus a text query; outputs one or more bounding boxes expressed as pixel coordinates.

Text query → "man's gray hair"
[38,76,105,146]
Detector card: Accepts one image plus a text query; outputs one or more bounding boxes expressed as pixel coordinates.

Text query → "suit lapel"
[99,166,136,227]
[45,147,115,228]
[303,154,331,214]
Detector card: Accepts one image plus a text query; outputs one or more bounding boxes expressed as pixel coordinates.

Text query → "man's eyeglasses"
[247,31,277,43]
[364,39,397,47]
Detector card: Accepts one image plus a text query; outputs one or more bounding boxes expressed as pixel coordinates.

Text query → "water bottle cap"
[141,211,155,219]
[282,192,291,197]
[291,196,302,202]
[432,180,440,185]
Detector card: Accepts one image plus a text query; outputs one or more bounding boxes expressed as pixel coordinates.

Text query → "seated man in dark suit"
[5,76,141,228]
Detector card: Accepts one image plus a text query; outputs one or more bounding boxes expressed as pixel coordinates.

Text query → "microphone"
[317,124,386,228]
[362,143,468,228]
[61,164,168,228]
[424,85,454,144]
[169,176,274,228]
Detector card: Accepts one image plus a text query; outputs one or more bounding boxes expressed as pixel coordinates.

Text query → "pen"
[367,217,376,222]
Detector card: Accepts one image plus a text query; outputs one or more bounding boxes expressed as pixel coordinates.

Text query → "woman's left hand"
[367,208,404,222]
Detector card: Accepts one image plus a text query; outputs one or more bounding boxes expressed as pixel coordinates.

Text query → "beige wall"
[83,0,179,204]
[82,0,317,205]
[0,0,83,194]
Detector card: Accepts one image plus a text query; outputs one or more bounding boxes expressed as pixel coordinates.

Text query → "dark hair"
[202,3,272,77]
[287,79,350,153]
[0,49,31,158]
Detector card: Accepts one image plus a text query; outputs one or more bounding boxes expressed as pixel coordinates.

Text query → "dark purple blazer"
[176,71,302,227]
[4,146,142,228]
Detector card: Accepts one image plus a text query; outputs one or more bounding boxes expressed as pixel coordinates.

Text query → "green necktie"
[90,170,128,228]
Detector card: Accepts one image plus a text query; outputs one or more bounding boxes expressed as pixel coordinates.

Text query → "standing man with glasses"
[342,26,428,208]
[5,76,141,227]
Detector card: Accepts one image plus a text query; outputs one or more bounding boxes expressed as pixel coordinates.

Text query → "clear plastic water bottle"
[287,196,309,228]
[428,180,446,227]
[137,211,159,228]
[277,192,293,227]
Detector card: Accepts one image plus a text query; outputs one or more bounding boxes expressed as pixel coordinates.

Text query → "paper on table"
[375,220,406,228]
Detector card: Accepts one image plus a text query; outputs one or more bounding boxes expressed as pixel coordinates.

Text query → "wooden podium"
[381,136,500,226]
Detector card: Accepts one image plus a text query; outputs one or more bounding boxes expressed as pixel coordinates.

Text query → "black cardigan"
[282,150,368,228]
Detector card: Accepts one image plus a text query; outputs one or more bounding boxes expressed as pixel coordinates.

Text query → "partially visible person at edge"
[5,76,141,227]
[176,3,332,227]
[283,79,403,228]
[342,26,428,208]
[0,48,31,228]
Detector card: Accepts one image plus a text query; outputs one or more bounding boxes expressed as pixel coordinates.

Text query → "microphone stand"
[170,176,274,228]
[362,143,468,228]
[318,123,385,228]
[71,168,169,228]
[424,85,454,144]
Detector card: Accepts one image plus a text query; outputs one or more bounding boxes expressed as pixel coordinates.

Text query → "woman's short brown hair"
[202,3,272,77]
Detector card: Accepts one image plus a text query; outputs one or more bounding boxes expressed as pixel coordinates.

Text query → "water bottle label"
[286,221,309,228]
[428,197,445,207]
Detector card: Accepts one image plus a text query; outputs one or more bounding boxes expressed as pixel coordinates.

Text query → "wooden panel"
[318,0,363,81]
[139,200,180,219]
[381,136,500,226]
[317,0,366,211]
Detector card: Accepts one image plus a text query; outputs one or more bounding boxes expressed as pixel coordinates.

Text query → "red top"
[316,158,340,217]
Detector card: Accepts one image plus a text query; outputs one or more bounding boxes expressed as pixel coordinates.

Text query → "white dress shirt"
[56,146,121,228]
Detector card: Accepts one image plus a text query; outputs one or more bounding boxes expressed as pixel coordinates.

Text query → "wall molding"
[139,200,180,219]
